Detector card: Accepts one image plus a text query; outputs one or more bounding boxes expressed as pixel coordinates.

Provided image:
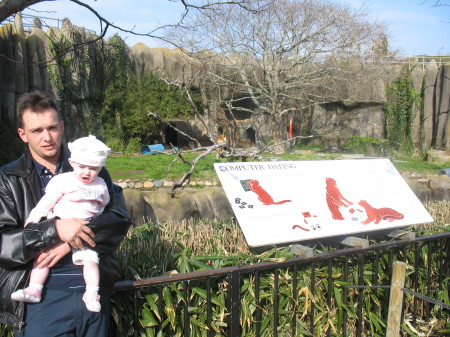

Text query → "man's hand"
[35,242,71,269]
[55,218,96,250]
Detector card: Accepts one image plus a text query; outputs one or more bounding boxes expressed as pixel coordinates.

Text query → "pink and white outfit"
[26,172,110,265]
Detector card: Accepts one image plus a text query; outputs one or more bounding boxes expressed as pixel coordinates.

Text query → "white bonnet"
[68,135,111,167]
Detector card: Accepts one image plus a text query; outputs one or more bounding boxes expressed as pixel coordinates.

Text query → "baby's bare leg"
[81,260,101,312]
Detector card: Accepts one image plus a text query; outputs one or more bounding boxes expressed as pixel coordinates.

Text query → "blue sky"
[18,0,450,56]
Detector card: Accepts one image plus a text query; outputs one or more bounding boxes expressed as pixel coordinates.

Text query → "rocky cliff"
[1,15,450,153]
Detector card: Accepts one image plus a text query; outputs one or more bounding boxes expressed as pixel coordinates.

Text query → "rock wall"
[0,16,449,152]
[123,187,234,226]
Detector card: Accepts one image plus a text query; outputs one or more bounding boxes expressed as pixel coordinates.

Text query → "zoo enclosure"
[113,231,450,337]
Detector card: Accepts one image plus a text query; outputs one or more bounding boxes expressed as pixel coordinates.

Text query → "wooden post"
[386,261,407,337]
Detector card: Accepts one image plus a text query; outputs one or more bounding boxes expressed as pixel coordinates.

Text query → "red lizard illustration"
[247,179,291,205]
[325,177,353,220]
[359,200,404,225]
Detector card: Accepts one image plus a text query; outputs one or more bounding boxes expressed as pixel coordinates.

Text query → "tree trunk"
[272,116,288,154]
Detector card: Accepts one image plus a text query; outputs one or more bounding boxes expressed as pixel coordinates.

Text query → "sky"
[15,0,450,56]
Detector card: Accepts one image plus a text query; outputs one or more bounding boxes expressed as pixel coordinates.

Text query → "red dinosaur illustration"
[325,177,353,220]
[247,180,291,205]
[359,200,404,225]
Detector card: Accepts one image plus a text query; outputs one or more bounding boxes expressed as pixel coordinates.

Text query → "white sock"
[28,283,44,291]
[85,286,99,294]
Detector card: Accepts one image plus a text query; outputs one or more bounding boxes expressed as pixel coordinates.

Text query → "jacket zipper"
[17,320,25,336]
[16,254,32,336]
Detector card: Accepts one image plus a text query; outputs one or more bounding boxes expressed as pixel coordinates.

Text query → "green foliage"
[106,137,126,153]
[47,29,106,140]
[392,156,448,175]
[99,66,202,149]
[2,205,447,336]
[343,136,387,156]
[46,31,201,150]
[115,219,250,280]
[0,323,13,337]
[105,149,448,183]
[106,151,224,181]
[124,137,141,155]
[384,68,421,153]
[96,35,133,144]
[111,206,449,337]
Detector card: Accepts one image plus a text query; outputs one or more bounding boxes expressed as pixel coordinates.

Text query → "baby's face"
[70,160,101,184]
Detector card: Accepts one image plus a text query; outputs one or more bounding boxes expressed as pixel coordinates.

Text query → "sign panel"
[214,159,433,247]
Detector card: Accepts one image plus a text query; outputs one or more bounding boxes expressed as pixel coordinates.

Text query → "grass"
[392,155,449,175]
[105,150,449,182]
[106,152,226,181]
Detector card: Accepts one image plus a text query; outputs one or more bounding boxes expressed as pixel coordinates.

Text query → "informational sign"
[214,159,433,247]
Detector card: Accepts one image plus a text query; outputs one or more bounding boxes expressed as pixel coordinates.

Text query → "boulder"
[403,178,432,202]
[428,175,450,201]
[123,187,234,226]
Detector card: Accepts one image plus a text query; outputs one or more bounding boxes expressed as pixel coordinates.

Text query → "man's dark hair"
[16,91,59,128]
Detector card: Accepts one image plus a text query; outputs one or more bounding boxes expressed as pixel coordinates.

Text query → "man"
[0,91,132,336]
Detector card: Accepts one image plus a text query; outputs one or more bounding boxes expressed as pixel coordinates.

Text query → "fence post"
[386,261,407,337]
[227,270,241,336]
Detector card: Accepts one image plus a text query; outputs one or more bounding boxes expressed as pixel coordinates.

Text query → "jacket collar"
[2,145,72,177]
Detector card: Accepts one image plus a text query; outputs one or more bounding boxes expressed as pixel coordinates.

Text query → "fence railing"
[391,55,450,70]
[6,13,96,35]
[113,231,450,337]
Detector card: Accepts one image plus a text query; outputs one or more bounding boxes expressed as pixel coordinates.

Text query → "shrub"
[106,137,126,153]
[124,138,141,155]
[343,136,386,156]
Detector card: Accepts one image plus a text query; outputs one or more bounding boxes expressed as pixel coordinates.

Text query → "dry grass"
[423,200,450,232]
[158,218,250,256]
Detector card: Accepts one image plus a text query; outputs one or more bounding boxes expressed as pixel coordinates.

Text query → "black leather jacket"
[0,146,132,329]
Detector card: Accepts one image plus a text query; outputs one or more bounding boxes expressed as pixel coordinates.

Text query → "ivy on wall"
[384,67,421,154]
[47,25,108,141]
[47,29,203,152]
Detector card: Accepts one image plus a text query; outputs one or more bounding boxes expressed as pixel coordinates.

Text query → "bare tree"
[420,0,449,6]
[0,0,271,43]
[420,0,449,23]
[169,0,394,153]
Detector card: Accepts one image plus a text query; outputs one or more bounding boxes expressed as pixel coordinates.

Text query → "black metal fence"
[113,231,450,337]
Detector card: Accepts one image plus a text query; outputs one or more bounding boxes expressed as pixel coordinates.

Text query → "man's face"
[17,108,64,164]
